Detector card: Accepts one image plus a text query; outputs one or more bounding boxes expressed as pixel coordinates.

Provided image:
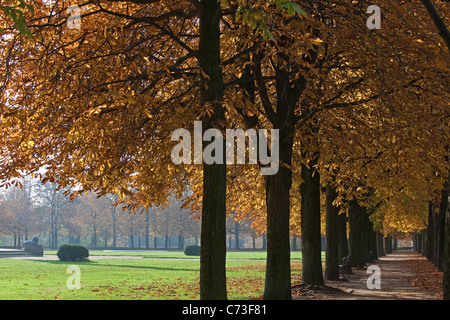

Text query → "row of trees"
[0,178,202,249]
[0,178,271,250]
[0,0,449,299]
[414,196,448,273]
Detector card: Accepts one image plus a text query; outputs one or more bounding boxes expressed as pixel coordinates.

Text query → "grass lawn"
[43,249,306,260]
[0,251,321,300]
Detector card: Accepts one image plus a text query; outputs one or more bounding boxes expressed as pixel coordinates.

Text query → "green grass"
[0,251,317,300]
[43,249,306,260]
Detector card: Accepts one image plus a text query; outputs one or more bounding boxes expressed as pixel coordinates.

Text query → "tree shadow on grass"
[31,259,199,273]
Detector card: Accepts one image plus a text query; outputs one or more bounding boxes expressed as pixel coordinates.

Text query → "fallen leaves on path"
[405,256,443,300]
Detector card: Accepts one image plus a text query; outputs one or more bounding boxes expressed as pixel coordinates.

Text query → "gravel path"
[293,250,440,300]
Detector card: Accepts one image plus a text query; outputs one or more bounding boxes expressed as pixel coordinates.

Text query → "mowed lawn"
[0,251,314,300]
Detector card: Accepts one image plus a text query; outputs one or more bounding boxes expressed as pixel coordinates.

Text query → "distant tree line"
[0,177,274,250]
[0,177,204,249]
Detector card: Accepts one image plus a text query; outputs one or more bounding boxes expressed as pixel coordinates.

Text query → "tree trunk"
[360,206,370,263]
[145,211,150,249]
[235,221,240,250]
[422,230,427,256]
[337,209,348,260]
[349,200,364,267]
[437,189,446,271]
[426,201,434,261]
[368,219,377,261]
[325,184,339,280]
[417,232,422,254]
[200,160,227,299]
[385,236,393,254]
[300,156,324,286]
[263,125,294,299]
[376,231,385,257]
[198,0,227,300]
[443,167,450,300]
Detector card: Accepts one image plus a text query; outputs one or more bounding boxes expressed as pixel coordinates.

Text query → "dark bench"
[339,255,351,280]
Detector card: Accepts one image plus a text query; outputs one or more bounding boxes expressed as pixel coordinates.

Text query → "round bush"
[57,244,89,261]
[184,244,201,256]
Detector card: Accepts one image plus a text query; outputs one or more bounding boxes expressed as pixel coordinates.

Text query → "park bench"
[339,255,351,280]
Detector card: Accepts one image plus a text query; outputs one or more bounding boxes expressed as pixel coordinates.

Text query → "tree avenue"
[0,0,449,300]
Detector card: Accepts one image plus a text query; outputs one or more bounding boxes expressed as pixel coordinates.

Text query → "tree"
[36,182,72,248]
[0,0,228,299]
[325,183,339,280]
[444,167,450,300]
[1,0,449,300]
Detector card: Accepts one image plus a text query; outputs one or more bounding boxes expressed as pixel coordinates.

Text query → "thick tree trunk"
[300,156,324,286]
[325,184,339,280]
[263,125,294,300]
[360,207,370,263]
[376,231,385,257]
[198,0,227,300]
[200,162,227,300]
[367,218,377,261]
[348,200,365,267]
[385,236,393,254]
[416,232,422,254]
[422,230,427,256]
[337,209,348,260]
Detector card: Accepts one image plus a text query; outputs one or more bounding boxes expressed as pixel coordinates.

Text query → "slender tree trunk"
[422,230,428,256]
[198,0,227,300]
[325,184,339,280]
[145,211,150,250]
[263,125,294,299]
[300,155,324,286]
[443,167,450,300]
[51,208,55,249]
[437,189,446,271]
[426,201,434,261]
[235,221,240,250]
[112,206,116,249]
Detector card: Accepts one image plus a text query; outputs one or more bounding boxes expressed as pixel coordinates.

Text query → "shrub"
[57,244,89,262]
[184,244,201,256]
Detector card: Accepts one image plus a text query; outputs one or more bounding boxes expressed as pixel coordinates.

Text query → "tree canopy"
[0,0,449,299]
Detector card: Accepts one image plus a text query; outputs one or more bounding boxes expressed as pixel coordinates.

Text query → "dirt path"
[293,250,442,300]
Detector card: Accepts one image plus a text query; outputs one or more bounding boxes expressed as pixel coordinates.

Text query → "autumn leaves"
[0,0,449,300]
[170,121,280,175]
